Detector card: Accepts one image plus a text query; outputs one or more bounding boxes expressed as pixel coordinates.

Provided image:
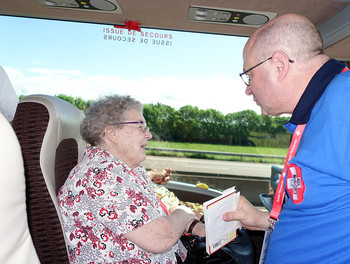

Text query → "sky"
[0,15,261,115]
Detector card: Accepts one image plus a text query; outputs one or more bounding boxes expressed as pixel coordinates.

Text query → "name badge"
[259,225,274,264]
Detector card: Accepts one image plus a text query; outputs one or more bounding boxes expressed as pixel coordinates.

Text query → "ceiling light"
[188,6,276,27]
[36,0,122,14]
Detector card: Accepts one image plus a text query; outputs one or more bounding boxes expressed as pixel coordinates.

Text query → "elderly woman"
[58,95,204,264]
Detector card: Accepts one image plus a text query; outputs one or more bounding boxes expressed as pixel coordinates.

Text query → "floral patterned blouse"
[57,146,187,263]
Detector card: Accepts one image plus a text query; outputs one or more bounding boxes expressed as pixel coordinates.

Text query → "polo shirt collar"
[288,59,346,125]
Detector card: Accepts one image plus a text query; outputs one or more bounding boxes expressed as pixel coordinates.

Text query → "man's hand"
[222,196,270,231]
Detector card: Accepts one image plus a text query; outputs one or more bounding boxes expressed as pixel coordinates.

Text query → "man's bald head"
[246,14,324,63]
[241,14,330,116]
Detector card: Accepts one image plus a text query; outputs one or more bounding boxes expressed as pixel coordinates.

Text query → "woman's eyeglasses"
[117,121,149,133]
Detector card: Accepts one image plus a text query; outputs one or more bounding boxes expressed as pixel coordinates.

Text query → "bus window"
[0,15,256,115]
[0,15,277,205]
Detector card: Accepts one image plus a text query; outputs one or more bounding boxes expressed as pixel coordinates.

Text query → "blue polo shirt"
[266,59,350,263]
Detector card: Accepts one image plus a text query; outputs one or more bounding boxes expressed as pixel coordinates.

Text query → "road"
[143,156,282,205]
[143,156,279,179]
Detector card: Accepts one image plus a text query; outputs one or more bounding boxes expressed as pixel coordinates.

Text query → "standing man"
[223,13,350,263]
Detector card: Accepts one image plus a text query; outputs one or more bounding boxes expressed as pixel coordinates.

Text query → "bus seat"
[11,94,87,264]
[0,66,19,122]
[0,113,40,264]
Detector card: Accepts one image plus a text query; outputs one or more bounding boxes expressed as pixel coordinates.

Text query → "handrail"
[146,147,285,162]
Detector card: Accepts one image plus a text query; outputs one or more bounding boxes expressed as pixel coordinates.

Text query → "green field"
[147,141,288,164]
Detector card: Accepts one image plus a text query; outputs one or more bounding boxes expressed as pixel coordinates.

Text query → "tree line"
[143,103,290,146]
[51,94,290,146]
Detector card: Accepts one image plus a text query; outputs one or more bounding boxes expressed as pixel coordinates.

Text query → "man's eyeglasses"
[117,121,149,133]
[239,57,294,86]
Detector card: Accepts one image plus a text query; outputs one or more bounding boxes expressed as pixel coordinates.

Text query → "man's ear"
[271,50,291,82]
[104,125,118,144]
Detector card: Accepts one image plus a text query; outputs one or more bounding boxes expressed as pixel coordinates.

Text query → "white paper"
[203,186,241,255]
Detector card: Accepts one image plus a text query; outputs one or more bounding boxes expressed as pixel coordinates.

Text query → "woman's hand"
[222,196,270,231]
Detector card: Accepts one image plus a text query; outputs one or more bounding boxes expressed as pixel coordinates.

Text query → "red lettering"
[103,27,125,35]
[103,35,136,43]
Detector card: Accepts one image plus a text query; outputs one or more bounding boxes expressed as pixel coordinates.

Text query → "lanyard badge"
[259,123,306,263]
[258,218,275,264]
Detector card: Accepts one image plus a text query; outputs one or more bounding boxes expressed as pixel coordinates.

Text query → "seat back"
[0,113,40,264]
[0,66,19,122]
[12,94,86,264]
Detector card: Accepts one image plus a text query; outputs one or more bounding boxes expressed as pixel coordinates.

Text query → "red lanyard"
[269,66,349,222]
[269,124,306,220]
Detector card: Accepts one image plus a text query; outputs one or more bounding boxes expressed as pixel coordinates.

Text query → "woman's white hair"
[81,94,143,146]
